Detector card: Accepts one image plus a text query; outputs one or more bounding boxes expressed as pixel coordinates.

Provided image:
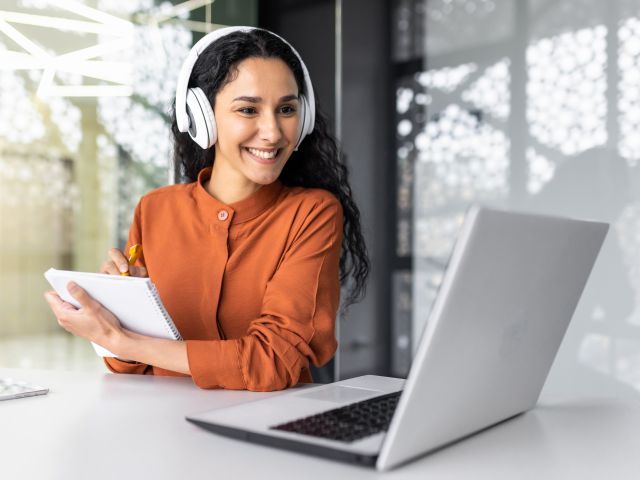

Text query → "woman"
[45,27,369,391]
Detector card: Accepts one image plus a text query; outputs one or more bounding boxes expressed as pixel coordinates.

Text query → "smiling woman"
[210,57,301,201]
[44,27,370,391]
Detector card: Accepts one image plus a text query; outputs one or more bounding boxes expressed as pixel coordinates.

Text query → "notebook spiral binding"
[146,282,183,341]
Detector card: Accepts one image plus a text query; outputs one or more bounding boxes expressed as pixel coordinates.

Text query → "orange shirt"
[104,168,342,391]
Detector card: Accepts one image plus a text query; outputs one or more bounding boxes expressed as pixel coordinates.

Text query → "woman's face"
[212,57,301,189]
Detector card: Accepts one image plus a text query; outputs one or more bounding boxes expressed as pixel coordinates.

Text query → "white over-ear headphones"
[175,26,316,151]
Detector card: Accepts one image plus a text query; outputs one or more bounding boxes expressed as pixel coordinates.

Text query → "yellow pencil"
[120,244,142,276]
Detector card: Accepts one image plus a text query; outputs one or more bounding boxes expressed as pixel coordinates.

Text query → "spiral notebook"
[44,268,182,357]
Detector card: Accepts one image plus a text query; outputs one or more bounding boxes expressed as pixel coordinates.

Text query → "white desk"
[2,368,640,479]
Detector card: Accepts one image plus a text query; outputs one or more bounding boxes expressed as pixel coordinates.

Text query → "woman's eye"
[237,106,296,115]
[280,105,297,115]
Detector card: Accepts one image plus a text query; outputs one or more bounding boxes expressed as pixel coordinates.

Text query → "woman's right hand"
[100,248,148,277]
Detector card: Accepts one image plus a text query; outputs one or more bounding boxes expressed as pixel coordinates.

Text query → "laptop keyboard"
[270,391,402,443]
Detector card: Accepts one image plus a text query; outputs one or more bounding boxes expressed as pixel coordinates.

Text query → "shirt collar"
[194,167,283,225]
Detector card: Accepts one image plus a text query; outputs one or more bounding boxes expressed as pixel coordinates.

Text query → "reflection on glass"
[618,16,640,166]
[0,0,227,353]
[425,0,513,56]
[462,58,510,120]
[616,202,640,328]
[392,271,413,376]
[416,0,640,396]
[527,26,607,155]
[0,150,76,336]
[416,104,510,210]
[526,147,555,194]
[0,60,46,144]
[393,0,427,61]
[396,73,426,257]
[417,63,478,93]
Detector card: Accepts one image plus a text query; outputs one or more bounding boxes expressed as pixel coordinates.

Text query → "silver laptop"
[186,206,608,471]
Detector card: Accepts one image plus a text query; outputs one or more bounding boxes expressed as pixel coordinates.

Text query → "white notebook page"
[44,268,181,357]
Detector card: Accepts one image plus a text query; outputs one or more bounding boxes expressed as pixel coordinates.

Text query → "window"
[392,0,640,396]
[0,0,256,369]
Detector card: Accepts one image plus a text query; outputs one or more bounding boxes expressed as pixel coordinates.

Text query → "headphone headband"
[175,26,316,149]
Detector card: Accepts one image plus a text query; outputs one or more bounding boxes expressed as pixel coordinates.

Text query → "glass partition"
[0,0,256,369]
[408,0,640,398]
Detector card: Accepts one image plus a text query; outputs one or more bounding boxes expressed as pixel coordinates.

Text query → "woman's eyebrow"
[232,94,299,103]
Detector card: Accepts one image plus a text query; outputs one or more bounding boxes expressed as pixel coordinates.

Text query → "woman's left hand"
[44,282,124,351]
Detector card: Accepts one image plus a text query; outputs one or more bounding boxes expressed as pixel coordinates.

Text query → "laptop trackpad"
[296,385,383,404]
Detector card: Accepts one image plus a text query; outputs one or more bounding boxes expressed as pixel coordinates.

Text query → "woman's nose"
[258,113,283,143]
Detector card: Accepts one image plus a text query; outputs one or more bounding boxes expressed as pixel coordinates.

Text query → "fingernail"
[119,264,129,273]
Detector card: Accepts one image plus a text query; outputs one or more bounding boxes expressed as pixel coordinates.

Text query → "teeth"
[247,147,277,159]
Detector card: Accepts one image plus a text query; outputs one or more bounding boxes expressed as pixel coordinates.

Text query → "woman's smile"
[243,146,282,164]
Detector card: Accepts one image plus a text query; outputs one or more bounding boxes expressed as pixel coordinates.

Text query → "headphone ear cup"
[186,87,216,149]
[294,94,312,151]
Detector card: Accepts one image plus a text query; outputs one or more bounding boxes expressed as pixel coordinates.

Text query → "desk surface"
[2,368,640,479]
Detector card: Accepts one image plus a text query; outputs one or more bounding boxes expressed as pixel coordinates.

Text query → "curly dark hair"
[170,28,369,309]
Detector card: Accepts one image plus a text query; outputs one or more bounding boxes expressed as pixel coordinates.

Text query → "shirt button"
[217,210,229,221]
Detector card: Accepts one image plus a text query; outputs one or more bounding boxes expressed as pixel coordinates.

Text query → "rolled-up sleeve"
[186,198,343,391]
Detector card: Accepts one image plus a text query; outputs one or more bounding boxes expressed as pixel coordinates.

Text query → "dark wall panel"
[339,0,392,378]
